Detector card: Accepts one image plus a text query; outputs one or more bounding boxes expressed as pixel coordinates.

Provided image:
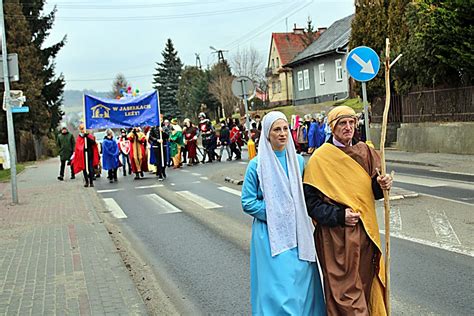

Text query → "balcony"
[265,67,278,77]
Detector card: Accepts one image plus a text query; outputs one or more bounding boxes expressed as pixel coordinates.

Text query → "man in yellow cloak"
[303,106,393,316]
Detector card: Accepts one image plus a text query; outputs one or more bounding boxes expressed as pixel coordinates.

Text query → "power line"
[20,1,220,10]
[11,3,284,21]
[66,74,153,82]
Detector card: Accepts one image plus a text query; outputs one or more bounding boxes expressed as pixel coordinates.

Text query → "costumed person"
[249,122,261,152]
[118,129,132,176]
[163,119,173,166]
[296,117,308,154]
[316,115,326,148]
[230,120,242,160]
[73,123,99,187]
[183,118,198,166]
[57,125,75,181]
[127,127,148,179]
[198,112,216,163]
[144,126,157,173]
[102,129,120,183]
[217,120,232,161]
[241,111,326,315]
[254,114,262,131]
[303,105,392,316]
[169,118,184,169]
[149,123,169,180]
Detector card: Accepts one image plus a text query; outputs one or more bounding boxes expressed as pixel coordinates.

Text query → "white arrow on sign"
[351,53,375,74]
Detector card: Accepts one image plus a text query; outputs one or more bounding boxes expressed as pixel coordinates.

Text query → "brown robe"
[306,142,385,316]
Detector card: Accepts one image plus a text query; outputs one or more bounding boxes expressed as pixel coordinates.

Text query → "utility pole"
[0,0,19,204]
[209,46,228,63]
[195,53,202,69]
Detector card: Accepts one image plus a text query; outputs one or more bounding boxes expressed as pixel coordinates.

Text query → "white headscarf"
[256,111,316,262]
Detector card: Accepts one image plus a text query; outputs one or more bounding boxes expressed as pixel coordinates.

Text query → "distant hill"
[63,90,110,112]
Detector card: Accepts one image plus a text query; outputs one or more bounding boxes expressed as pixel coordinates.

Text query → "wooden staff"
[380,38,402,316]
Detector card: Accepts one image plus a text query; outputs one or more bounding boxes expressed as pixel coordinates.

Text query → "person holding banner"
[127,127,148,179]
[73,124,99,187]
[149,124,169,180]
[303,106,392,316]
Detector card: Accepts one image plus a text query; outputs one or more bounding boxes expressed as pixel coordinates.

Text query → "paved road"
[93,161,474,314]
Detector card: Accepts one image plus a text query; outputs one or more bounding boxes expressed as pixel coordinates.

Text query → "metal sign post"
[231,76,255,132]
[346,46,381,145]
[0,0,19,204]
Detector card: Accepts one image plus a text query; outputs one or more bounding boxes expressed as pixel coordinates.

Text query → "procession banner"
[84,90,160,129]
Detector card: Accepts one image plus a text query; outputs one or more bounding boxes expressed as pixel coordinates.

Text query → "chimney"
[293,24,305,35]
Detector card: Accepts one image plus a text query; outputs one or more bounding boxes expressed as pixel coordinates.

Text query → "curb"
[224,176,243,185]
[386,159,439,168]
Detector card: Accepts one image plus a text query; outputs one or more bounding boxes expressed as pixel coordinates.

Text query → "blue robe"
[102,138,119,170]
[241,149,326,315]
[316,123,326,148]
[308,122,318,148]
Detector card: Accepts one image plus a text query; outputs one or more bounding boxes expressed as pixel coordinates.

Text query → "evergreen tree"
[152,39,183,119]
[301,16,319,48]
[0,1,46,160]
[110,73,128,99]
[21,0,66,130]
[177,66,210,120]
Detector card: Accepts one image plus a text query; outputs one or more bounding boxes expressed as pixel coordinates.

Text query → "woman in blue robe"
[241,111,326,316]
[102,129,120,183]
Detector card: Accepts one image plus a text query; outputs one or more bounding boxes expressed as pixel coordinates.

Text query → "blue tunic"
[102,138,119,170]
[241,149,326,315]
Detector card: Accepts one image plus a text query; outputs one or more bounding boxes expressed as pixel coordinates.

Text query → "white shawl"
[256,111,316,262]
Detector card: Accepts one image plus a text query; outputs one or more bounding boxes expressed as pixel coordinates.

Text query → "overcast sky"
[43,0,355,92]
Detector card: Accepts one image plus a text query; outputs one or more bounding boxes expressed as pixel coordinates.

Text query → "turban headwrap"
[327,106,357,132]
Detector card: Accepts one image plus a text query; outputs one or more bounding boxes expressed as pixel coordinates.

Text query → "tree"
[350,0,389,98]
[152,39,183,119]
[209,62,238,119]
[110,73,128,99]
[177,66,209,120]
[301,16,320,48]
[0,1,47,161]
[230,46,265,83]
[21,0,67,131]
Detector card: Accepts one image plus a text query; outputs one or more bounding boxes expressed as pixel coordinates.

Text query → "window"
[272,81,276,94]
[297,71,303,91]
[278,80,282,93]
[335,59,343,81]
[276,57,280,68]
[271,59,275,69]
[319,64,325,84]
[303,69,310,90]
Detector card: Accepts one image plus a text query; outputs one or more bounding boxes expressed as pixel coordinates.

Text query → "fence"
[371,86,474,124]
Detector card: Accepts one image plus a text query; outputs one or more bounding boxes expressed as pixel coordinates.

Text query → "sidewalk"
[0,159,147,315]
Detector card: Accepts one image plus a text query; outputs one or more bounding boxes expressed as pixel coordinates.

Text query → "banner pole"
[156,90,165,168]
[82,94,89,179]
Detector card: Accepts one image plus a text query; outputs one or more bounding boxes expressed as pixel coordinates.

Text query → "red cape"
[73,134,100,174]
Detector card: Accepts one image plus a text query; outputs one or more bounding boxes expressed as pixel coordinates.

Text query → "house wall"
[267,39,294,106]
[292,53,349,105]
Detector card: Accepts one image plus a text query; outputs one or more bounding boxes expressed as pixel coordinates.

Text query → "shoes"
[57,176,64,181]
[134,175,140,180]
[114,178,118,182]
[158,176,163,181]
[70,175,75,180]
[140,171,144,177]
[226,158,232,161]
[109,179,114,183]
[90,183,94,187]
[163,172,167,179]
[84,182,89,187]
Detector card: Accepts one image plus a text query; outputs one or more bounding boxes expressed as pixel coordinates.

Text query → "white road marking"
[97,189,123,193]
[429,169,474,177]
[395,175,445,187]
[142,194,182,214]
[419,193,473,206]
[192,173,201,176]
[180,169,190,173]
[135,184,164,189]
[238,161,248,165]
[103,198,127,219]
[191,181,201,184]
[176,191,222,209]
[427,209,461,245]
[390,208,402,231]
[218,186,241,196]
[200,176,209,180]
[380,231,473,258]
[170,183,175,186]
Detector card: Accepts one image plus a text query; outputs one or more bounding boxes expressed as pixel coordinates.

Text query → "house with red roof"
[266,25,325,107]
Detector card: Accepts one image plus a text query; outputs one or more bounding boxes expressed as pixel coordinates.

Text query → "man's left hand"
[377,174,393,190]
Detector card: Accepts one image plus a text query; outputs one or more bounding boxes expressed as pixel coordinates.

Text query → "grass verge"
[0,163,27,182]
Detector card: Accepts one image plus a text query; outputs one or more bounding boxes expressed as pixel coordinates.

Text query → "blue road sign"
[11,106,29,113]
[346,46,380,82]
